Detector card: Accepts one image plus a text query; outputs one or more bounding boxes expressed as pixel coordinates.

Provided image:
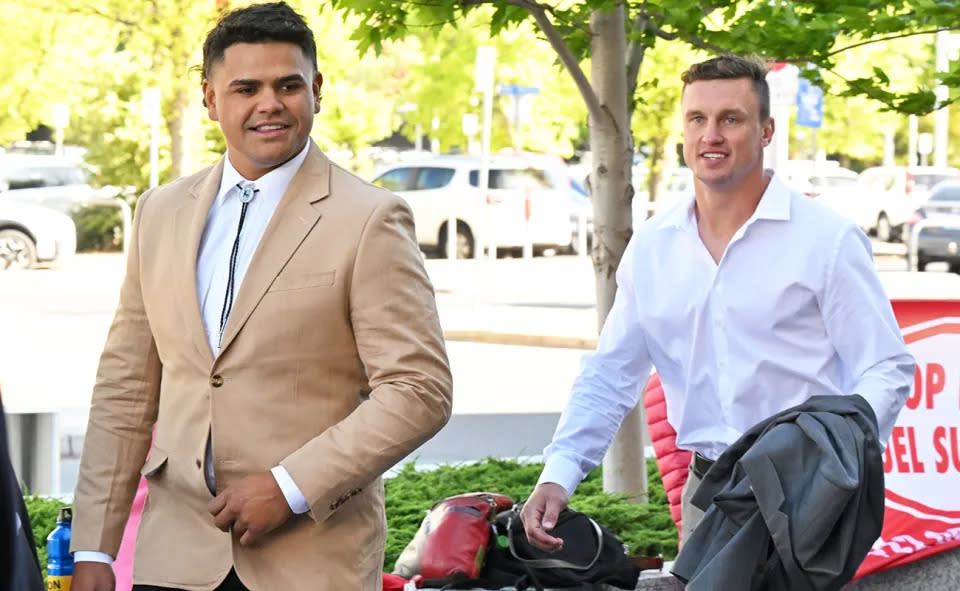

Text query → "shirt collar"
[215,142,311,206]
[656,169,792,231]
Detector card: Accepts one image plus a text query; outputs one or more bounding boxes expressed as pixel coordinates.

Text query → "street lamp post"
[52,104,70,158]
[142,87,161,189]
[475,46,496,261]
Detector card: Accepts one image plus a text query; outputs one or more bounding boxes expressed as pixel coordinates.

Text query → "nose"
[255,88,284,113]
[701,120,723,144]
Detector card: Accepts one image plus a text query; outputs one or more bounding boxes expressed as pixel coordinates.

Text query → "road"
[1,243,957,494]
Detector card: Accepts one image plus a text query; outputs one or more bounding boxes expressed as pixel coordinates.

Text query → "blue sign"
[796,78,824,128]
[498,84,540,96]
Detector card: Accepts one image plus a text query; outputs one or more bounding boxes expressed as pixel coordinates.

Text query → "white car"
[371,154,579,257]
[857,166,960,242]
[0,200,77,270]
[0,155,97,216]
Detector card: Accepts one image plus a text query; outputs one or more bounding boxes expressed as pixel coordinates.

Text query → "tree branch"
[625,7,647,101]
[642,16,729,55]
[513,0,604,120]
[828,27,960,58]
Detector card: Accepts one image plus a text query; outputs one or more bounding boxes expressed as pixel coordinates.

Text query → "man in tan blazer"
[69,3,452,590]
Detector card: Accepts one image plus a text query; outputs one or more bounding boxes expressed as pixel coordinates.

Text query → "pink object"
[643,374,691,536]
[112,476,148,591]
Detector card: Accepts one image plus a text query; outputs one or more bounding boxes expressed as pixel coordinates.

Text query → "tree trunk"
[590,3,648,502]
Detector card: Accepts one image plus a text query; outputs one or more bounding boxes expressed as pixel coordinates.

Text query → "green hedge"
[26,458,677,575]
[383,457,677,570]
[24,494,69,577]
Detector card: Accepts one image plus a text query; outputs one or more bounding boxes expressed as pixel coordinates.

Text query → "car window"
[469,167,553,190]
[501,169,552,191]
[818,176,857,188]
[51,166,89,185]
[3,167,47,190]
[469,169,504,188]
[414,167,455,190]
[1,165,88,189]
[930,186,960,201]
[373,167,413,192]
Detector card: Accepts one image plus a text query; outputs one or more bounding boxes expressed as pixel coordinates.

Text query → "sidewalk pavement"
[426,256,600,350]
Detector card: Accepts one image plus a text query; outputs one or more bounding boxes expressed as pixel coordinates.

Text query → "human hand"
[208,472,293,546]
[520,482,569,553]
[71,561,116,591]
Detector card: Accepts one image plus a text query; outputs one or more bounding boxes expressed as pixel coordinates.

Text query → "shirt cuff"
[271,465,310,514]
[536,454,585,497]
[73,551,114,565]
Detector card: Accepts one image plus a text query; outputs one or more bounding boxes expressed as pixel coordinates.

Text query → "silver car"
[0,200,76,270]
[909,180,960,273]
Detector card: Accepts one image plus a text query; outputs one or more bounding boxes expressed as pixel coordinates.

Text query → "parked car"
[0,200,77,270]
[780,162,870,227]
[856,166,960,242]
[371,154,581,257]
[0,155,96,216]
[907,180,960,273]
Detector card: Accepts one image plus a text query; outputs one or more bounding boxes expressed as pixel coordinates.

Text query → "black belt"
[692,452,715,479]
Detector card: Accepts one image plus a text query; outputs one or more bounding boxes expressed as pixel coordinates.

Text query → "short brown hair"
[681,55,771,121]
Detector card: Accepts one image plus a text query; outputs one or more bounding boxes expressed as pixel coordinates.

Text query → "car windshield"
[0,165,89,189]
[930,186,960,201]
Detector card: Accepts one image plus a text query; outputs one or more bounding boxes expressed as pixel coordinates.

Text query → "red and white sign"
[856,301,960,578]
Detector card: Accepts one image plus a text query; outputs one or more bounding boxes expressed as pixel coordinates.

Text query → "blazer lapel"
[216,144,331,356]
[174,159,224,367]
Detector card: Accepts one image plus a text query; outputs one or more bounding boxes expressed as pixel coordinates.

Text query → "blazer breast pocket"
[268,270,336,292]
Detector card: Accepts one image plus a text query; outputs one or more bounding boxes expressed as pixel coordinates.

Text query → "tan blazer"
[71,143,453,590]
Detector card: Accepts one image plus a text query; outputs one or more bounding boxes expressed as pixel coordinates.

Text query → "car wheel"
[950,263,960,275]
[0,229,38,270]
[875,214,892,243]
[916,253,929,272]
[438,223,474,259]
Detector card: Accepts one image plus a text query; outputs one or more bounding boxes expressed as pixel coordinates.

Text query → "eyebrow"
[228,74,307,88]
[684,108,749,118]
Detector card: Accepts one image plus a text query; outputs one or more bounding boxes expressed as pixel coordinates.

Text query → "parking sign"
[796,78,824,128]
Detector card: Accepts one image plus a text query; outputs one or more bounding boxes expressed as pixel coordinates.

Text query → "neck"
[694,168,770,239]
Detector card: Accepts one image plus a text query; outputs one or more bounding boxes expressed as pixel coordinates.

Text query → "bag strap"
[505,513,604,571]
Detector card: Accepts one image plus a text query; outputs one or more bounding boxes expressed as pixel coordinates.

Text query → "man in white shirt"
[69,3,452,590]
[521,55,914,550]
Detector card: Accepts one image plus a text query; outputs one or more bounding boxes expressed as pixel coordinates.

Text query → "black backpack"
[429,502,641,590]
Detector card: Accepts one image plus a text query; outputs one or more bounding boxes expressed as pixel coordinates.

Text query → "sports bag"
[393,492,514,584]
[457,502,642,590]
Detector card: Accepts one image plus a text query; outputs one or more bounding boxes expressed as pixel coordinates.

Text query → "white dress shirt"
[75,145,312,565]
[538,172,915,496]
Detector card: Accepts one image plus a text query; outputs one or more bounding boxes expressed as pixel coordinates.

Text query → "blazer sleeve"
[70,189,162,556]
[281,195,453,522]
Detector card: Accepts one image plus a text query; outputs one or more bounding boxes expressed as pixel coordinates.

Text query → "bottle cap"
[58,507,73,523]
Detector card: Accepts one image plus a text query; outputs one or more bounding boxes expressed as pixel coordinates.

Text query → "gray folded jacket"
[672,394,884,591]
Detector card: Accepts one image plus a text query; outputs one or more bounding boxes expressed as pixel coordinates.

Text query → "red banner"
[855,300,960,578]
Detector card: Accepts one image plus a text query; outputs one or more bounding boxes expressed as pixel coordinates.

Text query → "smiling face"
[202,41,322,180]
[681,77,774,194]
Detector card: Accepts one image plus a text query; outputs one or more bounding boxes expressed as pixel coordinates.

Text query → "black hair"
[201,1,318,80]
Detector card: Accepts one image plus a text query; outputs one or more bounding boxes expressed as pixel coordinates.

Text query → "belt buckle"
[693,452,715,478]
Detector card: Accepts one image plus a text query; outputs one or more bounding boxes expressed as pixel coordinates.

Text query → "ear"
[760,117,775,147]
[202,79,219,122]
[313,72,323,114]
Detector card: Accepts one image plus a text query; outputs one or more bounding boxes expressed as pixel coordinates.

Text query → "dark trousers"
[133,569,249,591]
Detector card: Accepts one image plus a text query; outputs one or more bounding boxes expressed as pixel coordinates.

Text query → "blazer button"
[211,375,224,387]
